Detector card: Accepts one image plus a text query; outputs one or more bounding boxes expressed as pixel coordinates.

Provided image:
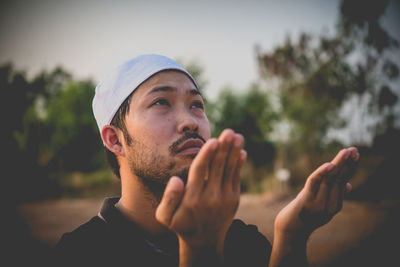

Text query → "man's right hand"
[155,129,246,267]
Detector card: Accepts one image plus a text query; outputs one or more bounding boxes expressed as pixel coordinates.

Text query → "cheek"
[134,115,175,146]
[199,118,211,140]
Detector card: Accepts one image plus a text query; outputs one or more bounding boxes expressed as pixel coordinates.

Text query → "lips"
[176,139,204,155]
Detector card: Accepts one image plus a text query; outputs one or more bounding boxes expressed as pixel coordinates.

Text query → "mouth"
[176,139,204,155]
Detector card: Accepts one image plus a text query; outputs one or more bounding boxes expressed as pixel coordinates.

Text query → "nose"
[177,111,199,134]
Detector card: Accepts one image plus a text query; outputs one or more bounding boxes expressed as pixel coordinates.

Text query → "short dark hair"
[105,91,135,179]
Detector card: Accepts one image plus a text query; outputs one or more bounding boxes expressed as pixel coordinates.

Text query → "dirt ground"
[17,193,400,267]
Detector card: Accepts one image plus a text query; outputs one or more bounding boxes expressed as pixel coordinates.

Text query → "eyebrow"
[147,86,203,98]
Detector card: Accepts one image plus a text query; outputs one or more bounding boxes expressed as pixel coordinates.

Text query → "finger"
[327,182,353,215]
[315,180,329,208]
[155,176,185,227]
[223,133,243,186]
[348,147,359,162]
[186,138,218,197]
[330,147,358,186]
[355,150,360,161]
[206,129,235,188]
[232,149,247,194]
[305,162,334,197]
[326,183,343,215]
[335,159,358,186]
[326,148,351,185]
[331,148,351,168]
[328,183,353,214]
[314,164,337,206]
[323,155,356,214]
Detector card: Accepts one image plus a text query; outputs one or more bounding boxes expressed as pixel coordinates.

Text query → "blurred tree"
[210,85,278,191]
[44,80,103,172]
[14,67,72,171]
[2,64,105,201]
[1,64,63,201]
[255,0,399,189]
[212,84,277,166]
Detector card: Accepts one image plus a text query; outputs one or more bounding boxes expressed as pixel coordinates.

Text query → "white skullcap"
[92,54,198,133]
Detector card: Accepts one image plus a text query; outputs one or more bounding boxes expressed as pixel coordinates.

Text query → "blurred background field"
[15,193,400,267]
[1,0,400,266]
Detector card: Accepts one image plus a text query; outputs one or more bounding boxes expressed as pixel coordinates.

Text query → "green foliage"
[255,0,400,190]
[210,84,277,168]
[44,80,103,172]
[207,85,278,193]
[2,64,105,201]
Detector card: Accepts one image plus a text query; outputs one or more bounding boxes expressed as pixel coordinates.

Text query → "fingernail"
[240,150,247,160]
[208,139,218,149]
[234,136,242,147]
[168,176,184,191]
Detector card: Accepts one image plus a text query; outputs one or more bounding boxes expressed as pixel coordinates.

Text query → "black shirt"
[55,197,271,267]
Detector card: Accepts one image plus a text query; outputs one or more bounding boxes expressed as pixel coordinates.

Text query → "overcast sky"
[1,0,399,100]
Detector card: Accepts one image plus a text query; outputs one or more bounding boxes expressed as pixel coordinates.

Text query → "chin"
[173,166,190,185]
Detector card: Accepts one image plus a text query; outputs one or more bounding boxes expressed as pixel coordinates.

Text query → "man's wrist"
[270,229,309,267]
[274,225,311,244]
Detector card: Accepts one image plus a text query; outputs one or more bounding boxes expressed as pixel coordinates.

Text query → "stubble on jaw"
[125,131,206,205]
[126,135,190,205]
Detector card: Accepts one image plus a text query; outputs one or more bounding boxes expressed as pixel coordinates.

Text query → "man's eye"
[191,101,204,110]
[153,99,169,106]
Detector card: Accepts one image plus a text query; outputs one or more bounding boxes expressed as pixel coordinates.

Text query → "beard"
[125,132,205,203]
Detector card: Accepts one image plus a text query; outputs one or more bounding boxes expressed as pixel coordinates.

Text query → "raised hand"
[269,147,359,267]
[155,129,246,266]
[274,147,359,237]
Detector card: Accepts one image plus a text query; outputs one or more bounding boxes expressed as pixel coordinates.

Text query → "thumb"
[155,176,184,227]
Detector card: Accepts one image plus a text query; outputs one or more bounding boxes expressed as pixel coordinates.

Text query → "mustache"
[169,132,206,154]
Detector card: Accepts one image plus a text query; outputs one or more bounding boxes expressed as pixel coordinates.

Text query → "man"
[55,54,359,267]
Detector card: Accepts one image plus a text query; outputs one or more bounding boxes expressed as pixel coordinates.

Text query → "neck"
[116,166,170,236]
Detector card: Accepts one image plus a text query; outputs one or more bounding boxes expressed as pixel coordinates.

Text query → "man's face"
[122,70,211,199]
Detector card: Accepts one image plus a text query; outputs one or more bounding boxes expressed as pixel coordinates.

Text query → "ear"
[101,125,126,157]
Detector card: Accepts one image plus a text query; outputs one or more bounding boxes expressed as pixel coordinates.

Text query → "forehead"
[134,70,198,96]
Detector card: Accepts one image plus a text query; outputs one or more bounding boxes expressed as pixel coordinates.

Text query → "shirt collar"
[98,197,179,258]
